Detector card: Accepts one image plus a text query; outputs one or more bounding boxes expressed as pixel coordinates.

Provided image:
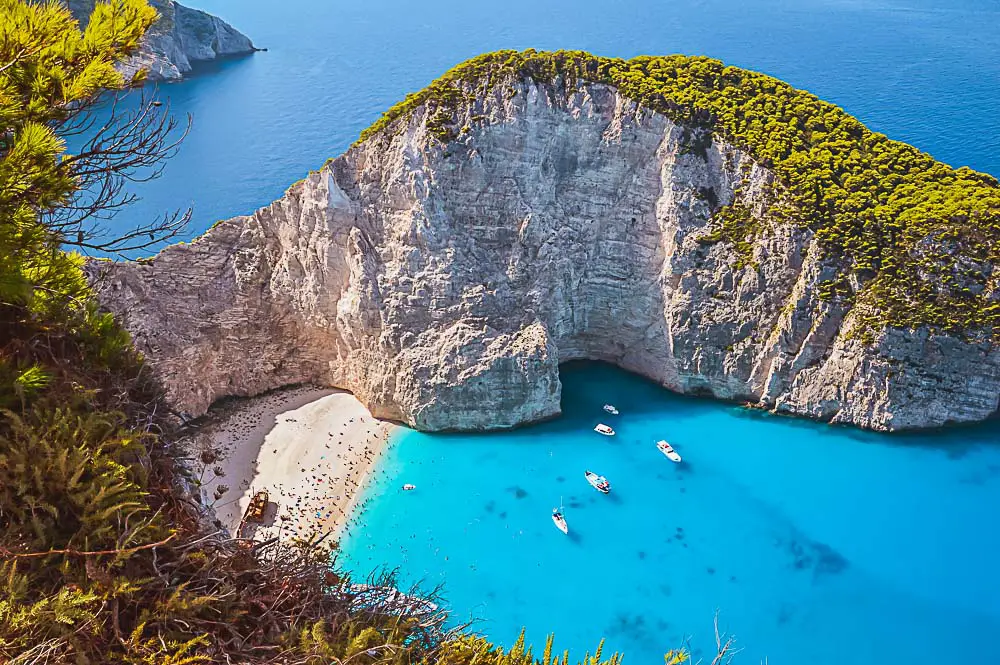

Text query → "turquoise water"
[339,363,1000,663]
[91,0,1000,249]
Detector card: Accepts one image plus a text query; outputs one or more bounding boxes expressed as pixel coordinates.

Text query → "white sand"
[184,385,394,544]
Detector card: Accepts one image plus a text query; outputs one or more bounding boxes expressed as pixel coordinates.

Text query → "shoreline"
[331,426,393,543]
[181,385,395,545]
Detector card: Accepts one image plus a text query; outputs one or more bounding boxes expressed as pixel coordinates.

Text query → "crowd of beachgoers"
[185,386,395,544]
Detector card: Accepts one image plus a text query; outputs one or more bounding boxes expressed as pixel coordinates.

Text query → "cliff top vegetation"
[357,50,1000,341]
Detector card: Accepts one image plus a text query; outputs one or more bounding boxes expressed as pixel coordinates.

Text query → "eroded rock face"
[66,0,255,81]
[92,77,1000,431]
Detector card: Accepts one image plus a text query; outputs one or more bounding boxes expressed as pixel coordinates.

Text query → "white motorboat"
[594,423,615,436]
[402,483,417,491]
[584,470,611,494]
[603,404,619,415]
[656,440,682,463]
[552,508,568,534]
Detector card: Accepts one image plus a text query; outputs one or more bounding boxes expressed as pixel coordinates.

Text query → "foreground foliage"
[358,49,1000,340]
[0,3,689,663]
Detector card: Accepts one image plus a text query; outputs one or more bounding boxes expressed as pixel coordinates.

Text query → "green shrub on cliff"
[357,49,1000,341]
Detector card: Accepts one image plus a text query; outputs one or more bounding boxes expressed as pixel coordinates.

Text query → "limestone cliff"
[91,53,1000,432]
[66,0,255,81]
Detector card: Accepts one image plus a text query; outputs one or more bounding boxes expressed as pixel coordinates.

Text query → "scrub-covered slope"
[66,0,255,80]
[93,50,1000,431]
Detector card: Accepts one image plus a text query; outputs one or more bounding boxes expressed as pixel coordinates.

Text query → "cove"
[339,362,1000,664]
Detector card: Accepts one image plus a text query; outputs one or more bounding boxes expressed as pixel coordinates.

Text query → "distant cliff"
[92,51,1000,432]
[66,0,255,81]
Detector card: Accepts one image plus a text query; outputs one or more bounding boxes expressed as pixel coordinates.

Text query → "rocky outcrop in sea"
[91,55,1000,432]
[66,0,255,81]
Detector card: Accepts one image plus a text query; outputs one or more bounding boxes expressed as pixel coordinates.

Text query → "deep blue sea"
[93,0,1000,661]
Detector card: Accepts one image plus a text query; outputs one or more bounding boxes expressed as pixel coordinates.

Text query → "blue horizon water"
[339,362,1000,664]
[89,0,1000,251]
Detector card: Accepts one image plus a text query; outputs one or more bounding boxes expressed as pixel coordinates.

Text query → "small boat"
[552,508,568,534]
[656,440,682,463]
[402,483,416,491]
[603,404,619,415]
[594,423,615,436]
[584,470,611,494]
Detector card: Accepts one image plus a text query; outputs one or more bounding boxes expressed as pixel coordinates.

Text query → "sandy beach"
[183,385,395,544]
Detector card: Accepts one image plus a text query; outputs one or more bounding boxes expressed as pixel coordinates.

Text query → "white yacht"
[552,508,568,534]
[594,423,615,436]
[584,470,611,494]
[656,440,682,463]
[603,404,619,415]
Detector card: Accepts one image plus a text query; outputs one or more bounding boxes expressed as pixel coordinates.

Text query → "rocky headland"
[66,0,256,81]
[92,51,1000,432]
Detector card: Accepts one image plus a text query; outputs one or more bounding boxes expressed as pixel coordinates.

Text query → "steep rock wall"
[92,77,1000,431]
[66,0,255,81]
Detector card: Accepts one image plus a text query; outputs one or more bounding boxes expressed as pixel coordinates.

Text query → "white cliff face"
[92,77,1000,431]
[66,0,255,81]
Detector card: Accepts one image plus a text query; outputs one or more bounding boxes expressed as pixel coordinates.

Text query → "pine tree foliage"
[0,0,156,308]
[0,406,157,554]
